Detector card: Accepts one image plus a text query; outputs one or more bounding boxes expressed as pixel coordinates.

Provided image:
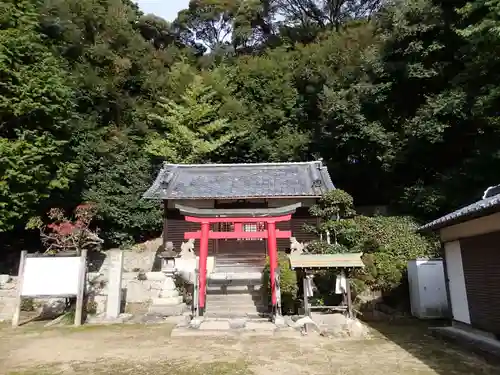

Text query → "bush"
[262,252,298,314]
[86,300,98,315]
[351,215,439,292]
[20,297,35,312]
[175,274,193,305]
[304,189,440,310]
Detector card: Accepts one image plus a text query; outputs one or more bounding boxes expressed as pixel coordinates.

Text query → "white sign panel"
[21,256,82,297]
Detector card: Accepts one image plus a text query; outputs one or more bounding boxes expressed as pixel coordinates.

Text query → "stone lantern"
[160,242,178,277]
[149,242,185,316]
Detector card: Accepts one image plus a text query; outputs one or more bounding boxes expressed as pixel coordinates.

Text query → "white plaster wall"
[440,212,500,242]
[444,241,471,324]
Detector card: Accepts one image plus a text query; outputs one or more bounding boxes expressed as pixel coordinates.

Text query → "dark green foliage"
[2,0,500,255]
[351,216,439,292]
[0,0,76,232]
[262,252,299,314]
[82,149,162,246]
[306,189,439,300]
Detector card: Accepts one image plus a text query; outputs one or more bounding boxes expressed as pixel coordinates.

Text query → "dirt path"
[0,322,498,375]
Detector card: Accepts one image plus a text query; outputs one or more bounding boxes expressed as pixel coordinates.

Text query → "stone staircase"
[204,272,268,319]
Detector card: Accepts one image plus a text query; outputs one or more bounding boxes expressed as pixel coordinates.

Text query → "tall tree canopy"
[2,0,500,250]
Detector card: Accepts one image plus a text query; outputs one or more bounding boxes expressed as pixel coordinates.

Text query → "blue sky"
[136,0,189,21]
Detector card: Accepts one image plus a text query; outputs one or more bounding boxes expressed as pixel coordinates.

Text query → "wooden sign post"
[12,250,88,327]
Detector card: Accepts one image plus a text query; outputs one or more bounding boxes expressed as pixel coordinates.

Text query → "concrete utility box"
[407,259,449,319]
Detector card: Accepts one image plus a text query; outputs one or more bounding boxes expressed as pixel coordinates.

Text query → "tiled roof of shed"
[143,161,335,200]
[419,192,500,231]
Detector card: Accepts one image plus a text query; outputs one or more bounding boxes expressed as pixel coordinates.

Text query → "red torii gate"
[176,203,301,317]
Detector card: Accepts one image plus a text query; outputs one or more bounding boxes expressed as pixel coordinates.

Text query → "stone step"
[199,316,270,323]
[206,293,261,302]
[204,285,266,319]
[205,303,267,314]
[206,303,265,311]
[206,302,263,309]
[205,310,267,319]
[206,285,262,295]
[207,280,262,288]
[148,303,187,316]
[202,312,269,320]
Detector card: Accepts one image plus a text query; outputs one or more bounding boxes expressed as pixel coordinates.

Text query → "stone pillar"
[106,250,123,319]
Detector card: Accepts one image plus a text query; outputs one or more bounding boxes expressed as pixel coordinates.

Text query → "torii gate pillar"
[178,203,301,319]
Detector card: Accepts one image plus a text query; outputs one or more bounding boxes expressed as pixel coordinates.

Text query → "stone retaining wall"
[91,238,163,273]
[89,271,166,315]
[0,271,168,322]
[0,238,167,321]
[0,277,18,321]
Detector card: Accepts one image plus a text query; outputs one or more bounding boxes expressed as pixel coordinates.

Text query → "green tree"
[146,73,240,163]
[0,0,76,231]
[82,144,162,246]
[37,0,191,245]
[0,133,77,232]
[176,0,238,52]
[306,189,438,297]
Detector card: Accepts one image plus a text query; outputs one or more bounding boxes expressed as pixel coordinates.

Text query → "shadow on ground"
[366,318,500,375]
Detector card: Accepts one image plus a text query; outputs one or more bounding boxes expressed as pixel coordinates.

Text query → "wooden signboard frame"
[12,250,88,327]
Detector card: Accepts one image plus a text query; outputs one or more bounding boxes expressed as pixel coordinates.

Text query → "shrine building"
[143,161,335,315]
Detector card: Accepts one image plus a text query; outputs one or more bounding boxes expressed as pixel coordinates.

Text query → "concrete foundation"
[431,326,500,363]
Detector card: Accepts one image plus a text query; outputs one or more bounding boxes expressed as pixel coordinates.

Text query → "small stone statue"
[290,237,305,255]
[179,238,196,259]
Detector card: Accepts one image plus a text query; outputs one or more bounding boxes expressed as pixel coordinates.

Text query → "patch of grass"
[6,365,57,375]
[66,322,175,334]
[365,321,500,375]
[8,360,252,375]
[5,322,175,338]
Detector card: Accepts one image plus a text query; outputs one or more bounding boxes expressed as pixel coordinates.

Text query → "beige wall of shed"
[439,212,500,242]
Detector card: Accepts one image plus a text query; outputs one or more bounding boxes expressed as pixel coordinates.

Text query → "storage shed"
[407,259,448,319]
[420,185,500,338]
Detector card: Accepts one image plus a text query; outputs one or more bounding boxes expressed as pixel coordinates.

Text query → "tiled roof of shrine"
[143,161,335,200]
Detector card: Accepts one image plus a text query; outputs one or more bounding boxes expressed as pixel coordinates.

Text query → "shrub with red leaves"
[40,204,103,254]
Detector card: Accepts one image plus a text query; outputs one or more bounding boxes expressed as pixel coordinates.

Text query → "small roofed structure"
[288,253,365,319]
